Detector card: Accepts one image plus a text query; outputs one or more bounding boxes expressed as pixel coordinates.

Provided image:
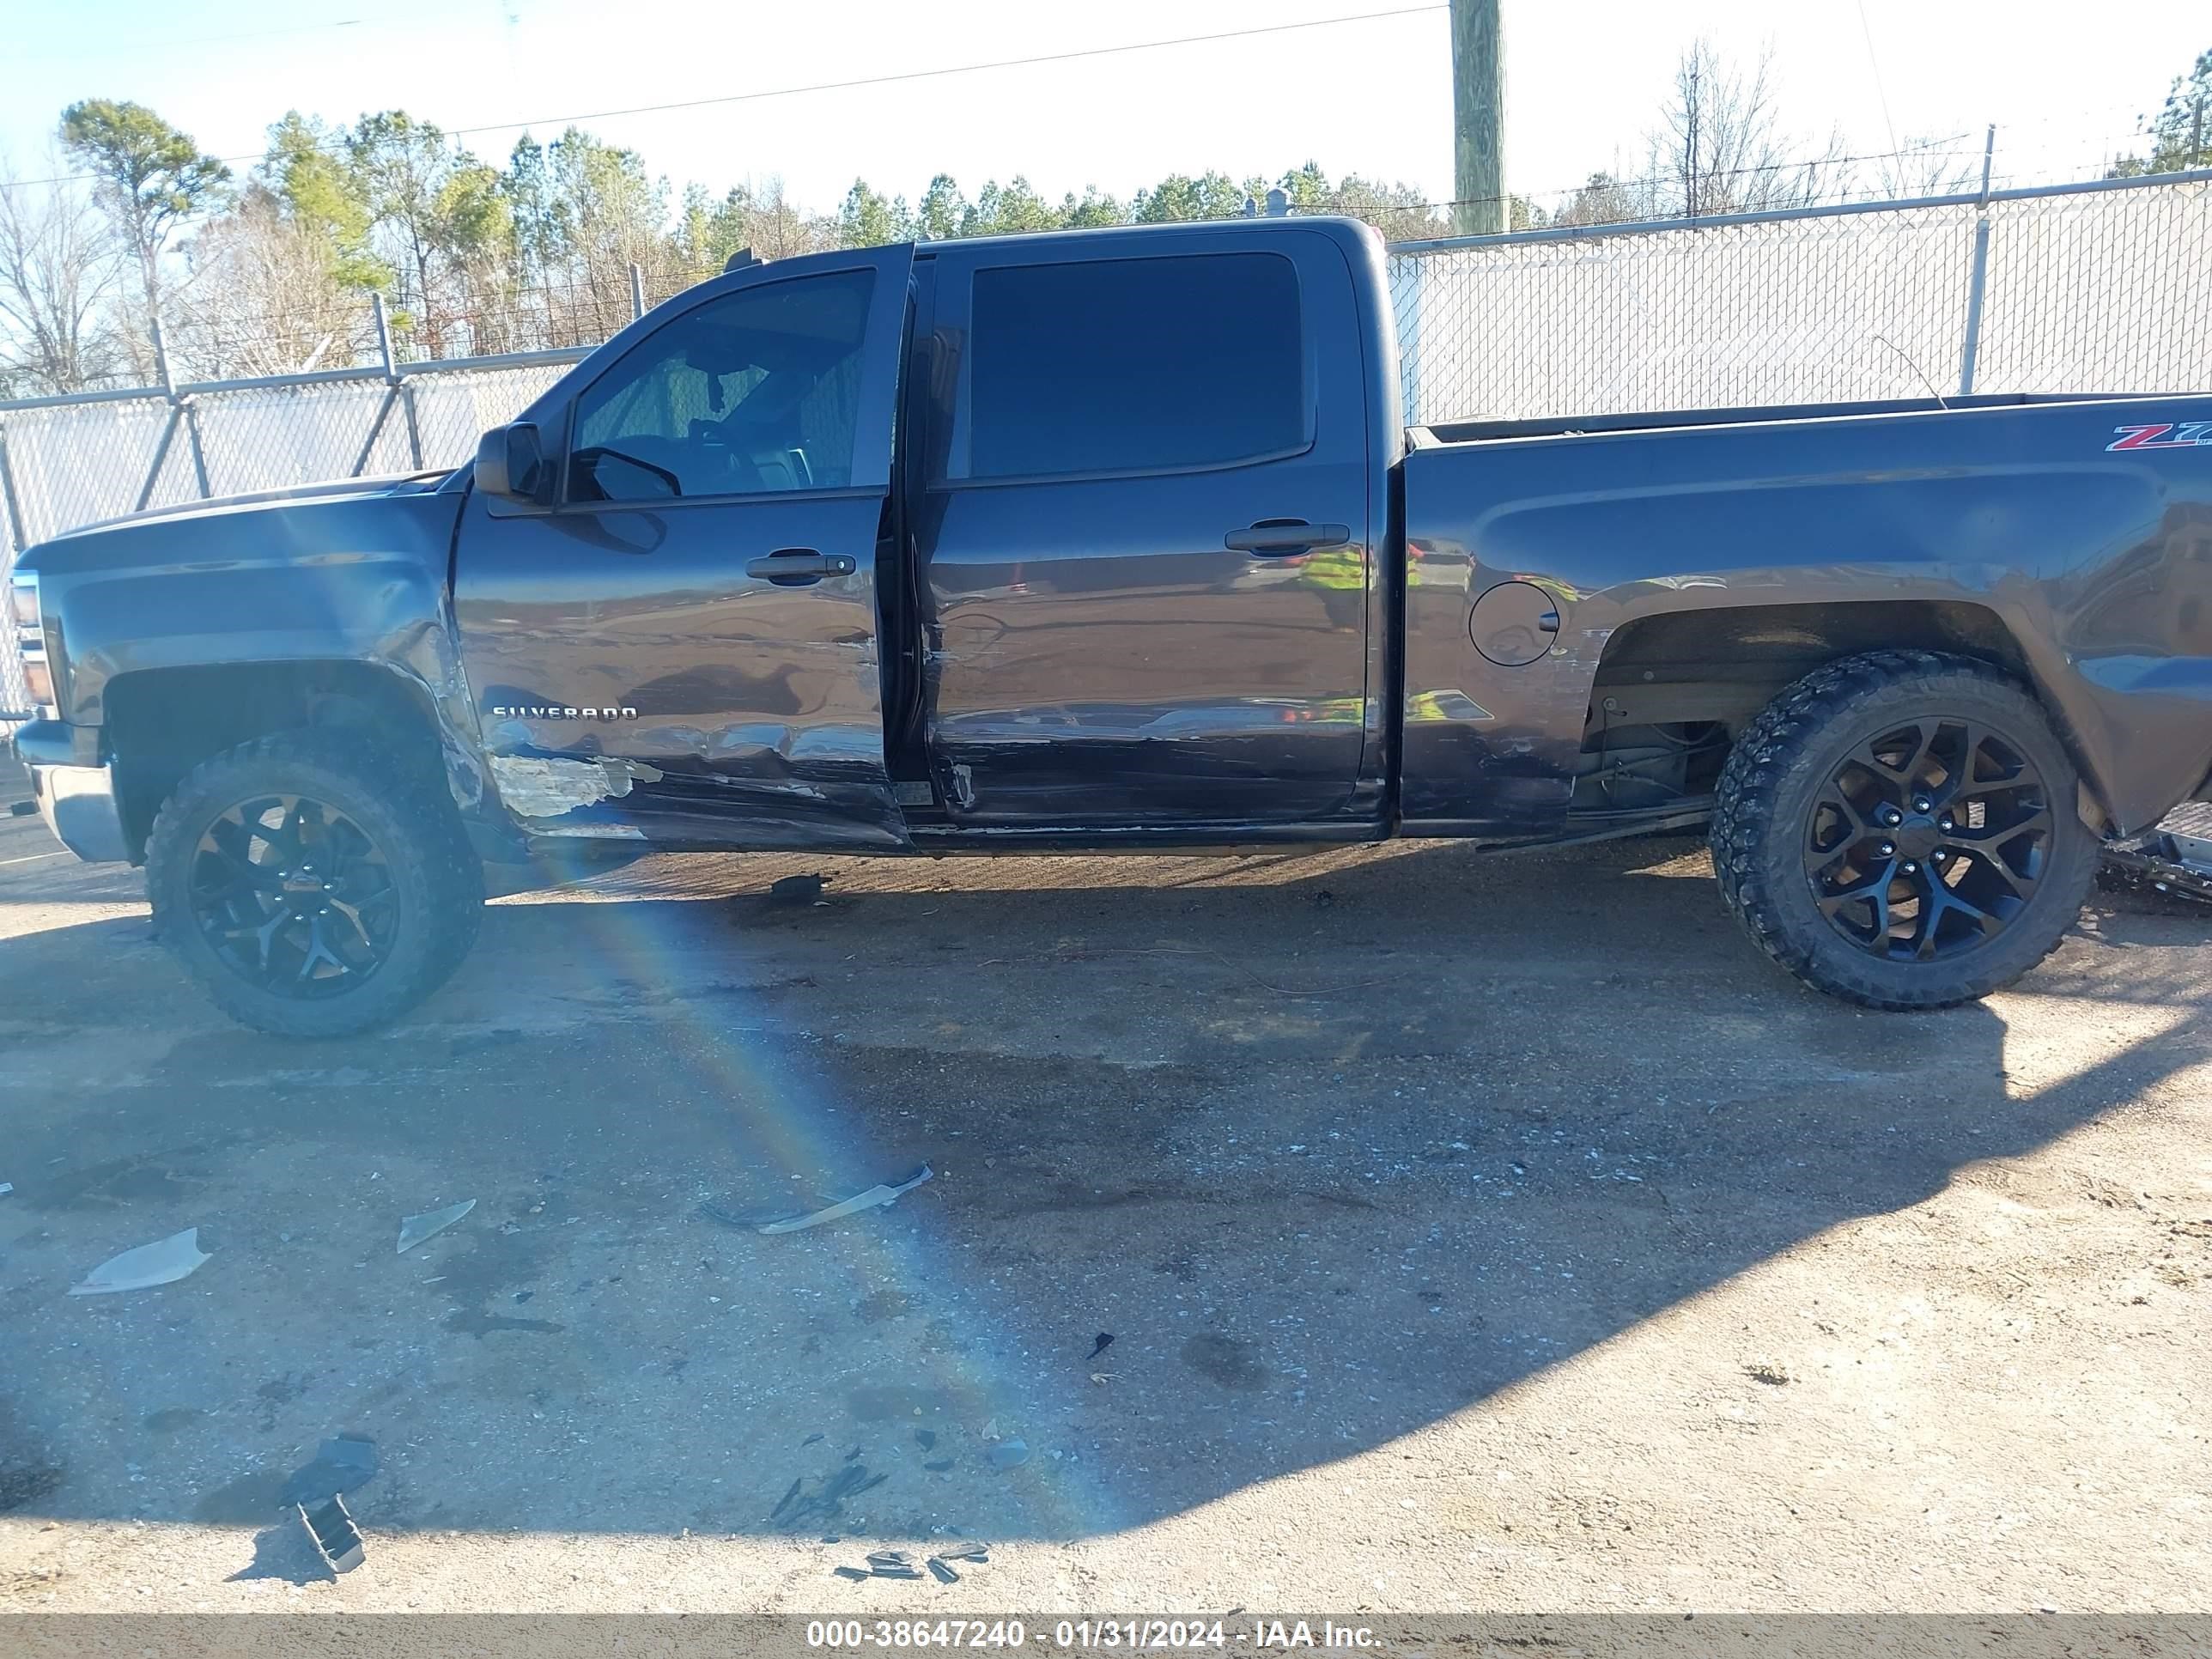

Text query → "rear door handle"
[745,548,857,585]
[1225,520,1352,555]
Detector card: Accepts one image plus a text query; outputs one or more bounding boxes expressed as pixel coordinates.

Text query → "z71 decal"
[2107,421,2212,451]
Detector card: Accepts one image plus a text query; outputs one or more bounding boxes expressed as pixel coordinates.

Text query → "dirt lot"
[0,767,2207,1617]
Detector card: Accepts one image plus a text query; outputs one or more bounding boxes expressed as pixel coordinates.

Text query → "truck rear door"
[909,228,1375,826]
[453,246,913,848]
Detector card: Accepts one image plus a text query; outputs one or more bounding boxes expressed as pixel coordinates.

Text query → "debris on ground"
[278,1435,380,1509]
[830,1544,988,1585]
[295,1492,366,1575]
[922,1458,953,1472]
[768,873,830,906]
[70,1228,211,1296]
[915,1429,936,1450]
[1086,1332,1115,1360]
[758,1166,933,1236]
[927,1543,990,1582]
[396,1200,475,1254]
[988,1437,1030,1471]
[0,1182,12,1196]
[862,1549,921,1580]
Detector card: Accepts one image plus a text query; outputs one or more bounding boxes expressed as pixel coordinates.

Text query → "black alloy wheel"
[1802,716,2052,962]
[147,732,484,1037]
[190,793,400,996]
[1711,650,2100,1010]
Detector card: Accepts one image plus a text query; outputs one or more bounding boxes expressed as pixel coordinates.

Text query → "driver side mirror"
[474,422,550,503]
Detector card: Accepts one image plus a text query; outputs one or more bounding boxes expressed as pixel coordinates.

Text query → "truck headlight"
[9,572,54,714]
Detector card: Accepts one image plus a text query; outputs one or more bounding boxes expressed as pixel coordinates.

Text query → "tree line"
[0,40,2201,398]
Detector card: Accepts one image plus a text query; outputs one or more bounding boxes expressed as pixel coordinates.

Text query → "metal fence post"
[182,401,212,498]
[373,294,424,470]
[1957,125,1997,396]
[0,422,27,556]
[374,291,396,380]
[137,323,184,510]
[150,320,212,500]
[629,263,646,322]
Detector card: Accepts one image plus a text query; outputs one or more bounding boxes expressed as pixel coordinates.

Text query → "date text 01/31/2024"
[804,1621,1378,1650]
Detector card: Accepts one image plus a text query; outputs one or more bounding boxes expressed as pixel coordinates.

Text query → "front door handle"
[745,548,857,586]
[1225,520,1352,556]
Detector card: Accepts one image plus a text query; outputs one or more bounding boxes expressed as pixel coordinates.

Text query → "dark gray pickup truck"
[10,216,2212,1035]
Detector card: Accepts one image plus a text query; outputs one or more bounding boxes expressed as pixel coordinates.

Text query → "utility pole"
[1450,0,1505,235]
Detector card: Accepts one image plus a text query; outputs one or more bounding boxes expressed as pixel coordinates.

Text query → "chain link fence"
[1387,171,2211,422]
[3,172,2209,724]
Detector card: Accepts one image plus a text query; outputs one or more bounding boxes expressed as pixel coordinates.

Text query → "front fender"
[20,485,493,817]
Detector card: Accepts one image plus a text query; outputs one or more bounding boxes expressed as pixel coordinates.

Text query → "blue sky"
[1,0,2200,211]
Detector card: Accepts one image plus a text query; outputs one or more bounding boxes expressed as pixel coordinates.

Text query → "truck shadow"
[0,835,2206,1563]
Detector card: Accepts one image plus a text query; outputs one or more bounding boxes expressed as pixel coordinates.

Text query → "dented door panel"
[458,490,905,848]
[453,245,914,849]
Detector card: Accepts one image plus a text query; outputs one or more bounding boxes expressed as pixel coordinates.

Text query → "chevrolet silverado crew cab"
[10,216,2212,1036]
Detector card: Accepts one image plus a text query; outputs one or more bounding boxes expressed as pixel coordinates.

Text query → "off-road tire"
[146,732,484,1037]
[1710,649,2098,1010]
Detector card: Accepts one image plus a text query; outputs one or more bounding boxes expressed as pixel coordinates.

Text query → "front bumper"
[14,720,131,864]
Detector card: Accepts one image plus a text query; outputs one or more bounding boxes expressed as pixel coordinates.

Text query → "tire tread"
[145,730,483,1037]
[1709,649,2094,1010]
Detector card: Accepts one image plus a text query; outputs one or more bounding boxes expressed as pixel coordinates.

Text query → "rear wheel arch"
[1586,598,2111,828]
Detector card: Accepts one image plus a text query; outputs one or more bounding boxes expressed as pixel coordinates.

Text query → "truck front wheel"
[145,732,485,1038]
[1710,650,2099,1010]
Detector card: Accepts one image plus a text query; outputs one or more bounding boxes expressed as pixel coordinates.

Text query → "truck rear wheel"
[145,732,484,1038]
[1710,650,2099,1010]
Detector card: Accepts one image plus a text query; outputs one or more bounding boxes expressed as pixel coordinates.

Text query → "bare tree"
[1656,41,1846,216]
[170,186,369,380]
[0,155,123,394]
[1553,170,1664,228]
[1872,136,1983,201]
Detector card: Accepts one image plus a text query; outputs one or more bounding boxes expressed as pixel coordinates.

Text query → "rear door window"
[948,252,1306,483]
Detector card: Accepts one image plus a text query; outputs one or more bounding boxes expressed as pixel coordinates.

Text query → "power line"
[446,3,1450,140]
[2,3,1451,191]
[1854,1,1901,158]
[15,15,367,58]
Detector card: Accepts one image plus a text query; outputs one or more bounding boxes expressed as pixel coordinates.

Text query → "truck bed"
[1413,391,2167,447]
[1395,389,2212,840]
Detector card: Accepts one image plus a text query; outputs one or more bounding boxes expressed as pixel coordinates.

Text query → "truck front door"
[454,246,913,848]
[910,230,1376,826]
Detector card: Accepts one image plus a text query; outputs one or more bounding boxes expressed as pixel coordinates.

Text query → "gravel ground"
[0,774,2207,1617]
